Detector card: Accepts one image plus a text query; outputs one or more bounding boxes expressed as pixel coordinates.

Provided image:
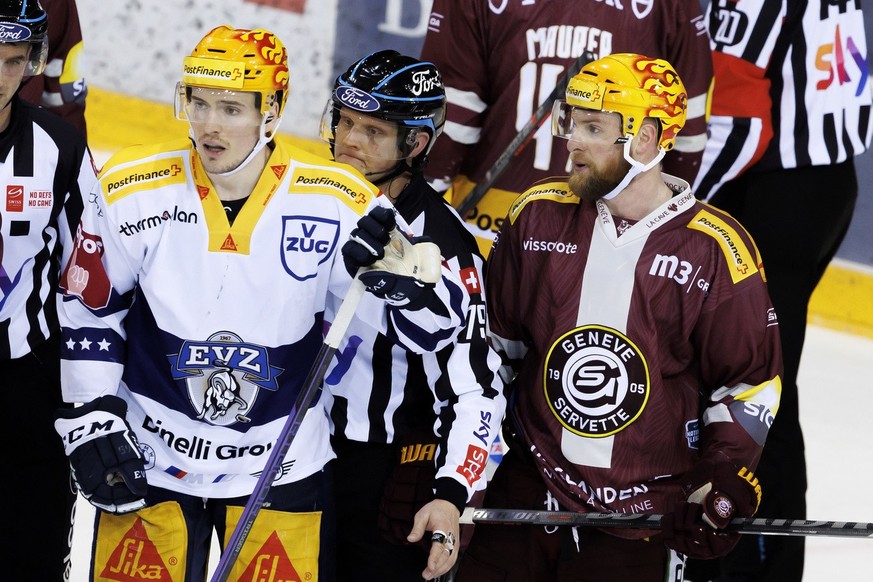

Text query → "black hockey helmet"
[321,50,446,170]
[0,0,48,76]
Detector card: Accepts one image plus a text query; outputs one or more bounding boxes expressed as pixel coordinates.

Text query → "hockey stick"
[210,276,366,582]
[455,51,595,219]
[460,508,873,539]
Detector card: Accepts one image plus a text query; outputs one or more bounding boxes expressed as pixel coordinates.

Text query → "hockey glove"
[54,395,148,514]
[342,206,442,311]
[661,458,762,559]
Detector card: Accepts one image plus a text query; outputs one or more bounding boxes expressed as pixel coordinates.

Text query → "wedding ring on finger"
[431,530,456,556]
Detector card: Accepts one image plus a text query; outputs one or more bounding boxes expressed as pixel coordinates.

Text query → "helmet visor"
[551,100,622,143]
[320,100,424,161]
[175,83,267,127]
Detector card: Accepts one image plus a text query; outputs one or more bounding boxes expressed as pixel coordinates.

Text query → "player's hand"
[54,395,148,514]
[407,499,460,580]
[342,207,443,310]
[661,457,762,559]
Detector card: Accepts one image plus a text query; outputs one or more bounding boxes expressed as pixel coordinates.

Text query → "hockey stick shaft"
[455,51,595,219]
[460,508,873,538]
[210,277,366,582]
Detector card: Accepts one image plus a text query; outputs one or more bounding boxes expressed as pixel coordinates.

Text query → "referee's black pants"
[1,334,77,581]
[687,160,858,582]
[332,436,432,581]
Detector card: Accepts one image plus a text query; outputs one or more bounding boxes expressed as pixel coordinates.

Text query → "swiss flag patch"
[460,267,481,296]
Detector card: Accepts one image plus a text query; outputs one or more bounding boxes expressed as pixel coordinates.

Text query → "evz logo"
[281,216,340,281]
[170,331,283,427]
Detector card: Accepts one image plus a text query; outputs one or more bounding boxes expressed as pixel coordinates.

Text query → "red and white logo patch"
[460,267,481,295]
[455,444,488,487]
[5,185,23,212]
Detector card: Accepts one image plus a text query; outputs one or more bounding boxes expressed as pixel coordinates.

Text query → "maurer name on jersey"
[525,25,613,60]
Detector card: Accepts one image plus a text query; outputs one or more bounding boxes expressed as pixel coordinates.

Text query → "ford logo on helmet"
[0,23,32,42]
[335,86,380,112]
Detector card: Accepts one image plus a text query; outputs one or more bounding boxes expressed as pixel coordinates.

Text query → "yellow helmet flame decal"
[565,53,687,150]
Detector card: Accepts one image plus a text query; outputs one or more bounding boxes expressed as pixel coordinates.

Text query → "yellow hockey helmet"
[181,25,289,117]
[559,53,687,151]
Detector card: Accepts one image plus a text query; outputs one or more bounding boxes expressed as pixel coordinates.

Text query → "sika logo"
[100,518,170,580]
[5,185,23,212]
[239,532,305,581]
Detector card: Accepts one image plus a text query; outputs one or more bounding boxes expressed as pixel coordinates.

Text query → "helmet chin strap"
[601,137,666,201]
[192,113,283,178]
[367,159,411,187]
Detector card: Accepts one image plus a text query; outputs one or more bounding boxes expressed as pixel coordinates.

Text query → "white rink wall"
[75,0,435,140]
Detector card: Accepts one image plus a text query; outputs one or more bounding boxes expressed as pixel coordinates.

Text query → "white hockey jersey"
[57,137,467,498]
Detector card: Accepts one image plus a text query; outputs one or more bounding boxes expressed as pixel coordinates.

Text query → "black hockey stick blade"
[210,277,367,582]
[455,51,596,219]
[461,508,873,538]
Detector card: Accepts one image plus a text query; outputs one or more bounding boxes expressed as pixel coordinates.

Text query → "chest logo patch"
[280,216,340,281]
[544,325,649,437]
[170,331,282,427]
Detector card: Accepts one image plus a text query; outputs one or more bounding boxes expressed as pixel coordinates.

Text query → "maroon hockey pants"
[456,448,679,582]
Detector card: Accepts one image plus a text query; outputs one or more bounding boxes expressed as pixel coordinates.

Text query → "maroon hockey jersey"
[486,177,782,538]
[420,0,713,249]
[18,0,87,136]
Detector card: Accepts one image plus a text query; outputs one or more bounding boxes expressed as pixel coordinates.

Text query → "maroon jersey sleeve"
[690,206,783,471]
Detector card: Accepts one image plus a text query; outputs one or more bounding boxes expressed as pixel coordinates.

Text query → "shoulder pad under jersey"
[508,178,578,224]
[280,138,380,217]
[687,203,764,285]
[98,139,191,206]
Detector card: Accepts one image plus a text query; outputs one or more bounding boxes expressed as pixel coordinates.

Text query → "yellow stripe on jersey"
[288,164,377,215]
[191,141,293,255]
[729,377,782,416]
[508,180,578,224]
[687,209,760,284]
[100,155,187,204]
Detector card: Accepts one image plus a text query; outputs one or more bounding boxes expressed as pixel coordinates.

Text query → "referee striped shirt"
[0,97,95,359]
[695,0,873,200]
[326,175,505,505]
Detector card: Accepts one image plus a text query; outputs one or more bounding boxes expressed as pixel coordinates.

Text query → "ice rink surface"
[69,325,873,581]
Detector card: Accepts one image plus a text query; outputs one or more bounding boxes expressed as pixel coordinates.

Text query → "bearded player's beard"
[568,153,632,202]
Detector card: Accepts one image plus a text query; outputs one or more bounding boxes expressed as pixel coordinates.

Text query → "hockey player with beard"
[52,26,468,582]
[457,54,782,581]
[419,0,713,255]
[320,50,505,581]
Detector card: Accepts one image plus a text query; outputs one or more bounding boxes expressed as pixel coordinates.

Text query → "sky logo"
[815,24,869,97]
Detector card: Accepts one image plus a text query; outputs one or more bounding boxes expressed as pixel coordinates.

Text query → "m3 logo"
[649,254,710,294]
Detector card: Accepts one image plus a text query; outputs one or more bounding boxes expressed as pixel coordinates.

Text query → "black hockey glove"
[661,458,762,559]
[54,395,148,514]
[342,206,443,311]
